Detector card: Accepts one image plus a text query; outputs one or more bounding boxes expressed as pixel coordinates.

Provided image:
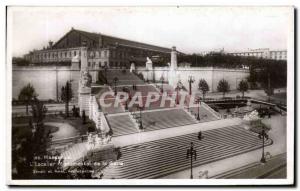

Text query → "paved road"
[12,103,77,115]
[45,122,79,140]
[211,153,286,179]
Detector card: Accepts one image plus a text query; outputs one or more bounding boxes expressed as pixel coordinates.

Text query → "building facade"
[24,28,172,68]
[228,48,287,61]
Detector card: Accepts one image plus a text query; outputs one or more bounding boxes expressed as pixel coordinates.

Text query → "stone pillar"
[71,55,80,70]
[171,46,178,70]
[80,46,88,70]
[145,57,153,82]
[169,46,178,87]
[78,69,92,117]
[91,71,98,83]
[78,86,91,117]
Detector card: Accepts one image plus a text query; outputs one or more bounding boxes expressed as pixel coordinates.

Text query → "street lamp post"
[138,106,144,130]
[176,81,183,105]
[104,66,108,84]
[160,76,164,93]
[125,93,129,111]
[258,125,269,163]
[113,77,119,96]
[188,75,195,95]
[186,142,197,179]
[195,97,201,121]
[146,69,149,83]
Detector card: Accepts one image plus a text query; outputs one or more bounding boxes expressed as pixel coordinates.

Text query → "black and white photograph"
[5,6,294,186]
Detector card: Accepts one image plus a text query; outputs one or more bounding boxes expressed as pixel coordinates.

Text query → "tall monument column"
[78,45,92,117]
[78,70,92,117]
[169,46,178,87]
[171,46,178,70]
[80,46,88,70]
[145,57,153,82]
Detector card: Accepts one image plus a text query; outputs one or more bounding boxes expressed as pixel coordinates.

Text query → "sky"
[8,6,293,57]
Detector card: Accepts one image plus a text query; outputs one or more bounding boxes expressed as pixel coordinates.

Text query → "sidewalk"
[12,103,77,114]
[200,89,286,105]
[211,153,286,179]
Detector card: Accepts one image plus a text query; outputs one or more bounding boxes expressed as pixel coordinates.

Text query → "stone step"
[102,125,272,179]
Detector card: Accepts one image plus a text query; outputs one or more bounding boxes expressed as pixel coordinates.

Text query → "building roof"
[53,28,172,53]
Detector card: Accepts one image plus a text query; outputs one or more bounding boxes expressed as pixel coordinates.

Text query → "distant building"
[199,48,225,56]
[23,28,174,68]
[227,48,287,61]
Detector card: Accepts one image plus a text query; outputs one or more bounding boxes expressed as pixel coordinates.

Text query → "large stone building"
[228,48,287,61]
[24,28,172,68]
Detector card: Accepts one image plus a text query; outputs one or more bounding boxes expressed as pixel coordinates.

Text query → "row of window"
[87,61,127,68]
[87,61,108,68]
[233,51,286,57]
[270,51,287,56]
[232,52,286,60]
[88,50,108,58]
[233,53,265,57]
[111,51,127,59]
[271,55,286,59]
[34,50,80,60]
[88,48,162,59]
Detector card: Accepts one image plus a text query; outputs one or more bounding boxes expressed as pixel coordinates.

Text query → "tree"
[247,66,258,89]
[14,98,48,179]
[217,79,230,98]
[31,97,48,128]
[18,83,37,114]
[61,81,73,118]
[238,80,249,98]
[198,79,209,101]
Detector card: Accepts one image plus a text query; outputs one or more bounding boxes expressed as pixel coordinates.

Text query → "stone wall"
[136,66,249,92]
[12,66,80,101]
[12,66,249,101]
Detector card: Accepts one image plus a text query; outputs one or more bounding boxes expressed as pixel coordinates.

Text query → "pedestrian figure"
[198,131,202,140]
[72,105,76,117]
[82,110,86,124]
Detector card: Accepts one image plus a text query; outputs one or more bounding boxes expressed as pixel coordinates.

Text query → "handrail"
[201,101,222,119]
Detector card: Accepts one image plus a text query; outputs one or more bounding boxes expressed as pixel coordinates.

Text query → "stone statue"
[146,57,152,64]
[80,69,92,88]
[130,62,136,73]
[145,57,153,70]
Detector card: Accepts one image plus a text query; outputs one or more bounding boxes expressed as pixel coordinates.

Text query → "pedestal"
[78,86,91,117]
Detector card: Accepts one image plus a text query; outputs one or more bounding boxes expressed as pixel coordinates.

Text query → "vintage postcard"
[6,6,294,186]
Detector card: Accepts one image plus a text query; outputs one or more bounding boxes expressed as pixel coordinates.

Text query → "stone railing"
[101,113,111,134]
[201,101,222,119]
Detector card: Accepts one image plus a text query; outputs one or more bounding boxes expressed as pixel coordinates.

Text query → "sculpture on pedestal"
[80,69,92,88]
[130,62,136,73]
[145,57,153,69]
